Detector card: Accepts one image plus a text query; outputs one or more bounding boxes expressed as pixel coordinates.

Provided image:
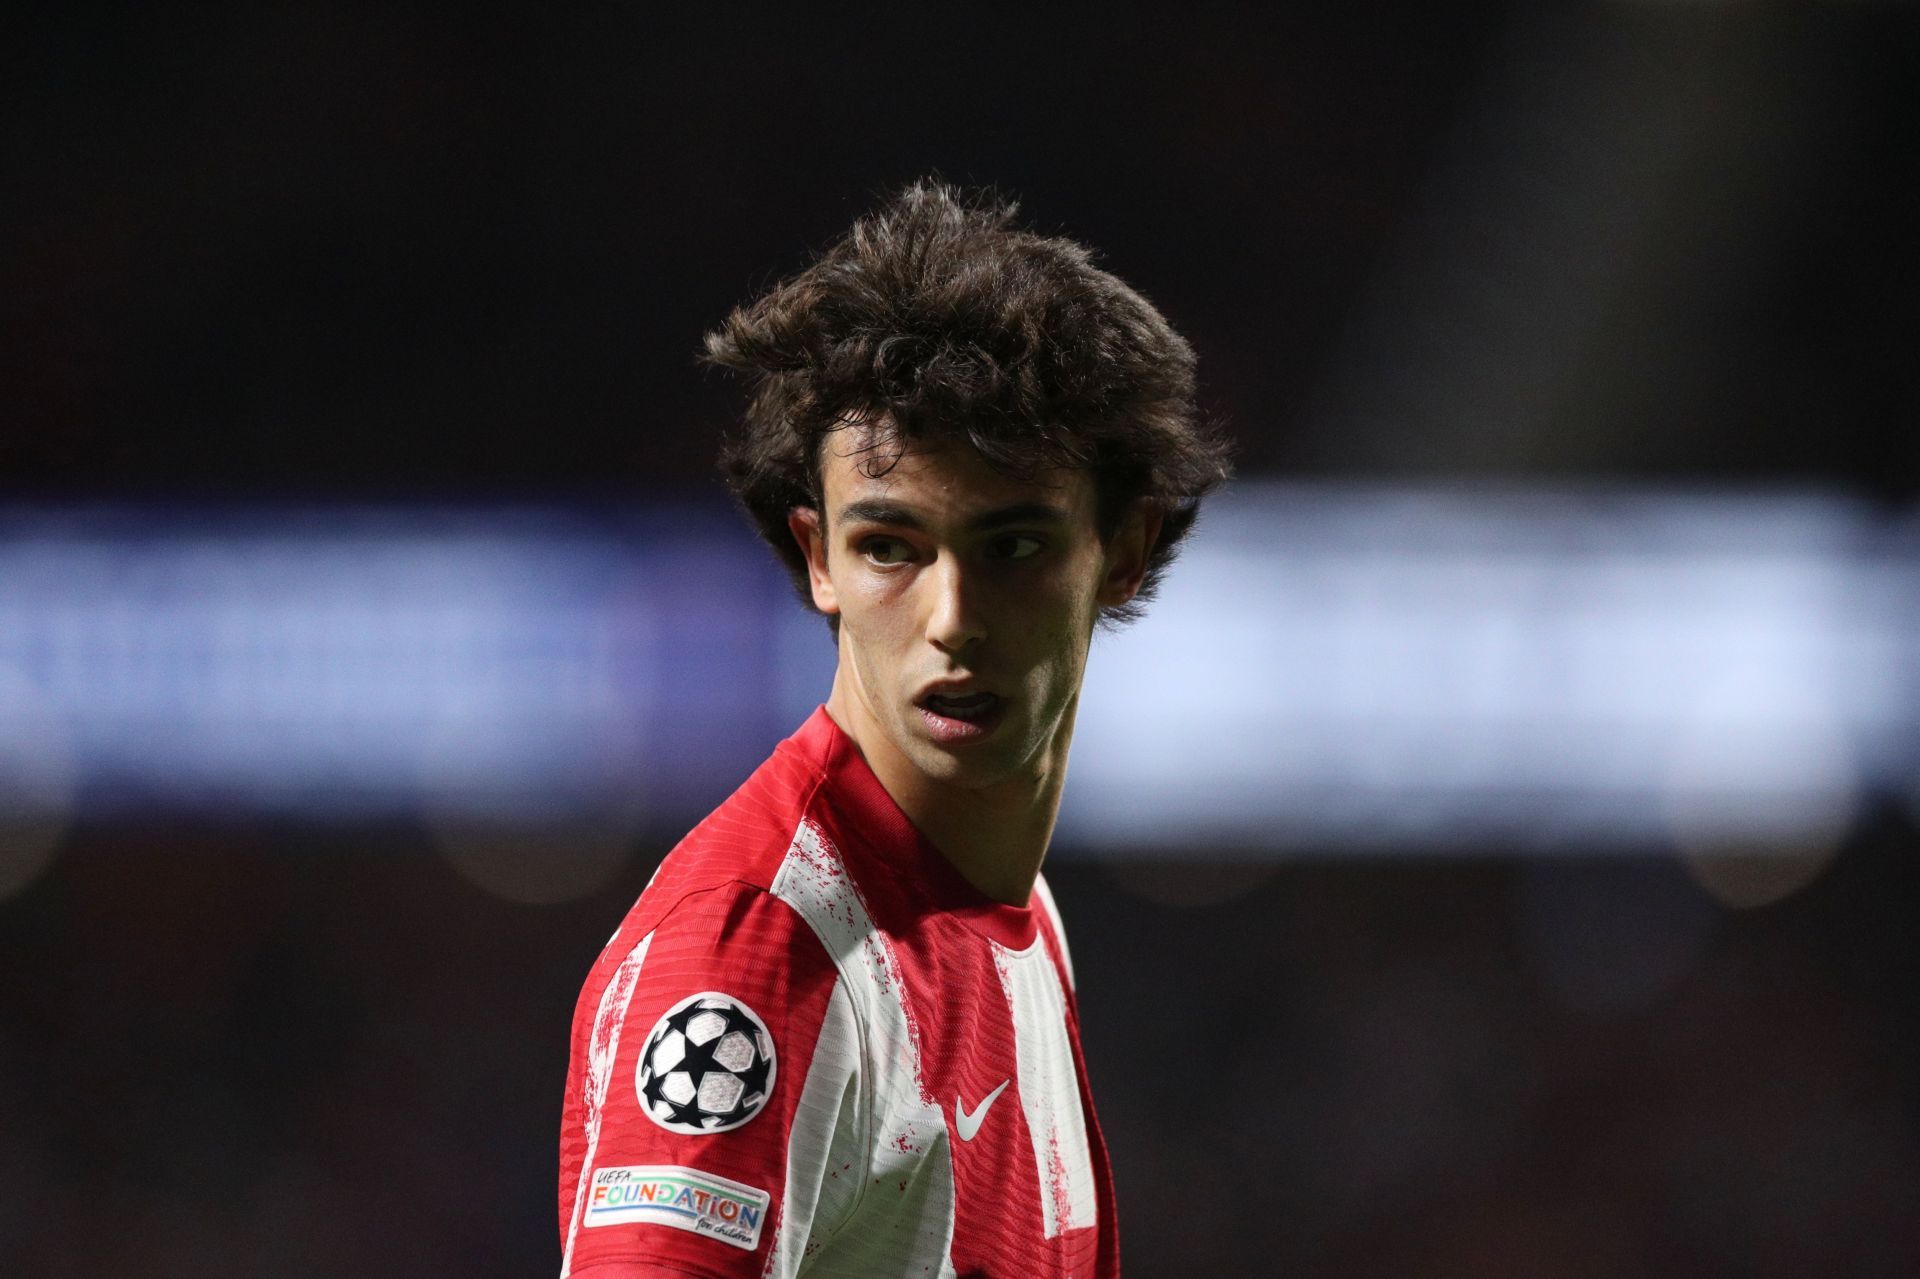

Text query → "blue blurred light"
[0,488,1910,853]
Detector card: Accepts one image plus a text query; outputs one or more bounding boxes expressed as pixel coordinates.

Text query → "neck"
[824,673,1073,906]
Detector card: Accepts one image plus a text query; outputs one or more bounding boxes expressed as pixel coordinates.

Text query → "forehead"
[817,429,1094,521]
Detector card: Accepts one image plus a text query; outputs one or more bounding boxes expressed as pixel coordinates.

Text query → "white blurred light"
[0,665,76,901]
[0,492,1912,857]
[1662,671,1857,905]
[1063,484,1900,853]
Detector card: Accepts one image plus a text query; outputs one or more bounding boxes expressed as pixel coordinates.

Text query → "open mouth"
[921,691,999,721]
[917,689,1004,742]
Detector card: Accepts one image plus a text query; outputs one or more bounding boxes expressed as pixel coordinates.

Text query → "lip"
[914,681,1005,745]
[915,678,997,703]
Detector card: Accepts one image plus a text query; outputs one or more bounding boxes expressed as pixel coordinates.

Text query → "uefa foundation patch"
[636,992,777,1134]
[584,1164,770,1250]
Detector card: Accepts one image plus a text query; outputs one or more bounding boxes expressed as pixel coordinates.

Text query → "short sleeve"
[559,884,862,1278]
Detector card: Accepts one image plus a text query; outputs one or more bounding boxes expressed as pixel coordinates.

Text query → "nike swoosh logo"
[955,1079,1011,1141]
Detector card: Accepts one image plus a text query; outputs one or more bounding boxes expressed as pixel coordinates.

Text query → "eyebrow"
[834,500,1071,533]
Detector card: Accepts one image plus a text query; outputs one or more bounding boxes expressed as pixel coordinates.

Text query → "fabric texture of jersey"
[557,707,1120,1278]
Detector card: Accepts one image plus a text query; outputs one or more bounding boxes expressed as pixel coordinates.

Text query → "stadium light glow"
[0,488,1909,859]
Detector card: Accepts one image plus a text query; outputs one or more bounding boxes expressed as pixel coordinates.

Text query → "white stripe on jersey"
[1030,874,1076,992]
[992,940,1099,1238]
[561,931,654,1277]
[771,818,960,1279]
[763,978,862,1277]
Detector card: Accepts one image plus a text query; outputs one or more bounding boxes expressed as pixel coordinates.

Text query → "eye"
[860,536,915,565]
[988,534,1045,561]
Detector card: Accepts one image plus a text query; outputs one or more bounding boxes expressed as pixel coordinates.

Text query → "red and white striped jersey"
[557,707,1120,1278]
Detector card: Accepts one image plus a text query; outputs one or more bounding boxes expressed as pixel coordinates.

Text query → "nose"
[924,552,986,654]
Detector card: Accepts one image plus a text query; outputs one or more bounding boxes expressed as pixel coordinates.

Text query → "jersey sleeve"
[558,883,863,1279]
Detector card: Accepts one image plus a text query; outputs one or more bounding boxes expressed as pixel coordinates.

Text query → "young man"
[557,181,1230,1278]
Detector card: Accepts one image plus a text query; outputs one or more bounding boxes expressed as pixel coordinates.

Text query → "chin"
[921,738,1036,791]
[885,729,979,781]
[903,739,981,782]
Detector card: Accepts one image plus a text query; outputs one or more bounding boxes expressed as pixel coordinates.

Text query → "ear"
[788,507,840,615]
[1096,499,1163,609]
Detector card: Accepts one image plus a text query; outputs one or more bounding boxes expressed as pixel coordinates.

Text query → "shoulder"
[559,720,878,1273]
[558,883,866,1276]
[607,735,834,947]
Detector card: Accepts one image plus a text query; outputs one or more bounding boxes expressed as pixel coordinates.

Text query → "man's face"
[790,430,1152,796]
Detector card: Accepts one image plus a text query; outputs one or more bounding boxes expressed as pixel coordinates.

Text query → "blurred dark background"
[4,3,1918,1275]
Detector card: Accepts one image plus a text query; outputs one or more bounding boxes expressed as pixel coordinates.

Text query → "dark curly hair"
[703,178,1232,626]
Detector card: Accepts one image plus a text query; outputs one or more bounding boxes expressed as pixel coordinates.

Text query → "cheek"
[1008,591,1094,677]
[837,571,919,658]
[843,561,916,610]
[1045,554,1106,628]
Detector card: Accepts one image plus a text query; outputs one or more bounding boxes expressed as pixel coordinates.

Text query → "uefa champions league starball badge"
[636,993,777,1134]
